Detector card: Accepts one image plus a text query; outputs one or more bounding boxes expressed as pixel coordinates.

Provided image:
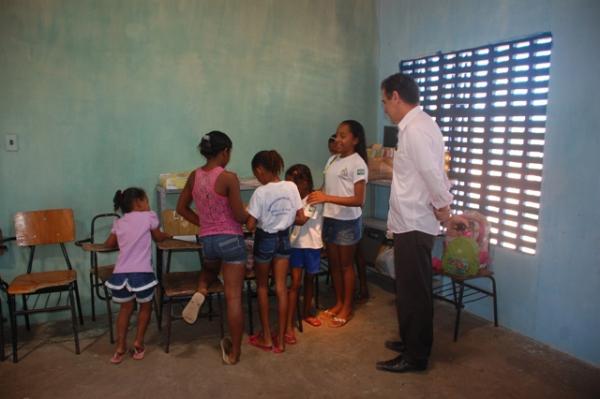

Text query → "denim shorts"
[322,217,363,245]
[199,234,247,264]
[253,228,291,263]
[290,248,322,274]
[105,272,157,304]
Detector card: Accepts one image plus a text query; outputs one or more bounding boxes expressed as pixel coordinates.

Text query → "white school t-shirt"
[290,197,324,249]
[247,181,303,234]
[323,153,368,220]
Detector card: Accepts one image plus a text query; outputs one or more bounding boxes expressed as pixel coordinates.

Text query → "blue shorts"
[253,228,291,263]
[290,248,322,274]
[105,272,157,304]
[199,234,247,264]
[323,217,362,245]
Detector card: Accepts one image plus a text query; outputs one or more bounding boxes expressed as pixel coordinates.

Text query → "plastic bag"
[374,245,395,278]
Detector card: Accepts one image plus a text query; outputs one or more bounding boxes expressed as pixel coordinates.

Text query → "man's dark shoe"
[384,340,406,353]
[376,355,428,373]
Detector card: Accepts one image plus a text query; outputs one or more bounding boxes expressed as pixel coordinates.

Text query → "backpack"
[441,211,490,276]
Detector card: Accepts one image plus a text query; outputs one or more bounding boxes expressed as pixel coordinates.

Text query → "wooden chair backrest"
[14,209,75,246]
[161,210,198,236]
[0,228,5,255]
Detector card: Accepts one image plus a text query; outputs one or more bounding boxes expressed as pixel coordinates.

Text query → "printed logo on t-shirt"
[267,197,293,217]
[357,168,365,176]
[339,168,348,177]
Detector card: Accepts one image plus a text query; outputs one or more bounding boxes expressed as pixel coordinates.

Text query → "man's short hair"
[380,73,420,105]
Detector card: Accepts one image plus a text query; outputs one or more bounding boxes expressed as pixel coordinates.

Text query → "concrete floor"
[1,274,599,399]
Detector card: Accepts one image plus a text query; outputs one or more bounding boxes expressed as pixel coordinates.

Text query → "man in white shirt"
[376,73,452,373]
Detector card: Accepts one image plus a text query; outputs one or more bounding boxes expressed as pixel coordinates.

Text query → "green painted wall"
[0,0,378,319]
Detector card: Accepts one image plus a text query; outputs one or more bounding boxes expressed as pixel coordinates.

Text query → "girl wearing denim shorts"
[246,151,303,354]
[176,131,249,365]
[308,120,369,328]
[284,164,324,344]
[103,187,171,364]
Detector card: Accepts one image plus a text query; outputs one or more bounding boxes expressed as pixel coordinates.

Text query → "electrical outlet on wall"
[5,134,18,151]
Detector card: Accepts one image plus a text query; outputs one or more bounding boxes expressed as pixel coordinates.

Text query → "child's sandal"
[130,346,145,360]
[303,316,322,327]
[284,332,297,345]
[110,351,126,364]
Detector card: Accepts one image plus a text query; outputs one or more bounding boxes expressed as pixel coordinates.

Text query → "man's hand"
[434,206,451,223]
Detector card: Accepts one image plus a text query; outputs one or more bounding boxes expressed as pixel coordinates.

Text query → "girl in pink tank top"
[193,166,243,237]
[176,131,249,365]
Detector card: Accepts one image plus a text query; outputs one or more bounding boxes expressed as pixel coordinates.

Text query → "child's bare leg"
[286,268,303,338]
[133,301,153,350]
[326,244,344,314]
[254,261,273,346]
[222,262,245,364]
[183,260,220,324]
[195,260,220,295]
[272,257,289,351]
[116,301,135,354]
[337,244,356,320]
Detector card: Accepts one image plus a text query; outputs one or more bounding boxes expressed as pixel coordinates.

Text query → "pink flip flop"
[248,333,273,352]
[271,335,285,354]
[110,351,126,364]
[284,333,297,345]
[130,346,145,360]
[303,316,322,327]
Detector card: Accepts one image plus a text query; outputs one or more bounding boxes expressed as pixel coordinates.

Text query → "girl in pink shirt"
[177,131,249,365]
[103,187,170,364]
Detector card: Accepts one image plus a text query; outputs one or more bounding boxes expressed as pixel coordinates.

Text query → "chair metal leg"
[90,272,96,322]
[8,295,18,363]
[490,276,498,327]
[21,295,30,331]
[217,293,225,338]
[246,280,254,335]
[103,285,114,344]
[296,292,303,332]
[0,295,5,362]
[314,274,320,309]
[153,294,160,331]
[74,282,84,325]
[68,285,80,354]
[453,282,465,342]
[165,300,172,353]
[157,286,164,331]
[208,295,214,322]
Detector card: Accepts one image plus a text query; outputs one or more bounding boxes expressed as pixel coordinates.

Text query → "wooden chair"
[4,209,84,362]
[433,268,498,341]
[1,228,8,361]
[156,210,224,352]
[162,272,224,353]
[75,213,119,343]
[155,209,203,328]
[0,276,6,362]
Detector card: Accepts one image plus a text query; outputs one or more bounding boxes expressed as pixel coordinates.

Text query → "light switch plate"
[5,134,18,151]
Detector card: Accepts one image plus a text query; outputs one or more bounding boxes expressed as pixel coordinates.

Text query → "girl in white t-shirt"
[246,150,304,353]
[284,164,324,344]
[308,120,369,328]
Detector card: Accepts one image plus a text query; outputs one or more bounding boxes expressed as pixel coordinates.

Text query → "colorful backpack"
[438,211,490,276]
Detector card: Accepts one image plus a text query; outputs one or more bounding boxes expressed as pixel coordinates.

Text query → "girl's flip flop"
[130,346,145,360]
[319,309,336,320]
[248,333,273,352]
[110,351,126,364]
[303,316,322,327]
[328,316,349,328]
